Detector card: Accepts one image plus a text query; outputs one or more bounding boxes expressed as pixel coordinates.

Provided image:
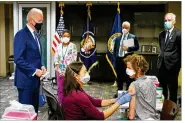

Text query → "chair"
[177,96,181,108]
[160,99,179,120]
[8,55,14,75]
[47,77,57,90]
[43,86,64,120]
[47,63,57,90]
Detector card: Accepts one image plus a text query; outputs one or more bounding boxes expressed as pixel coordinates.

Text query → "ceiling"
[59,1,168,5]
[0,1,169,5]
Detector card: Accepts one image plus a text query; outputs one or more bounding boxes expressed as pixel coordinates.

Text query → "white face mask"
[122,29,128,35]
[126,68,136,76]
[62,37,70,43]
[80,73,90,84]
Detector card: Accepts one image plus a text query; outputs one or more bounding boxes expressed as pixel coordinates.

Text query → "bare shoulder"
[128,83,136,95]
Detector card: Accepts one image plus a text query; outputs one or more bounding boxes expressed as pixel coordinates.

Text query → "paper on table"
[123,38,135,47]
[40,72,49,80]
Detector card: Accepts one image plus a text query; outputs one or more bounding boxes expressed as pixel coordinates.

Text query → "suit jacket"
[14,26,44,89]
[113,33,139,58]
[157,27,181,70]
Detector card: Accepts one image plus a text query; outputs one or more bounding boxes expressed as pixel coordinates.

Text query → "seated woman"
[124,54,159,120]
[62,62,133,120]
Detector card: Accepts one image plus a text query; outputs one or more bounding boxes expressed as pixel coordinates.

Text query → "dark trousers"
[116,57,134,91]
[158,60,180,103]
[18,87,40,113]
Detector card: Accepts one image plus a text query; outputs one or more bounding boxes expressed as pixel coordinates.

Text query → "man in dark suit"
[157,13,181,103]
[14,8,46,114]
[113,21,139,97]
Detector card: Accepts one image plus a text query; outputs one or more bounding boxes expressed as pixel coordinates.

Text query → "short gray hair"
[122,21,130,27]
[165,13,176,21]
[27,8,43,21]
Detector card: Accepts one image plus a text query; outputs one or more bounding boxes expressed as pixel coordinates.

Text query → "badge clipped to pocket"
[60,64,66,73]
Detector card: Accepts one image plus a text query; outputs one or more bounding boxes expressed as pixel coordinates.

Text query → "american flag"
[51,14,65,55]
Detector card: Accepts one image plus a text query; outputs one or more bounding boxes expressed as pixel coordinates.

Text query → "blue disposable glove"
[117,93,132,105]
[116,91,128,101]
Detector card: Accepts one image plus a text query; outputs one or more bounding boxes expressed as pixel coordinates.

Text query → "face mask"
[164,21,172,30]
[34,23,42,31]
[80,73,90,84]
[126,68,136,76]
[62,37,70,43]
[32,19,43,31]
[122,29,128,35]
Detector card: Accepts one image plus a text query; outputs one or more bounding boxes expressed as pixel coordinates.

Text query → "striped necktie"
[165,31,170,44]
[33,31,41,54]
[119,35,126,57]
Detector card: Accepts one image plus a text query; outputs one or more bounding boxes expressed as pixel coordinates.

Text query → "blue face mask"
[164,21,172,30]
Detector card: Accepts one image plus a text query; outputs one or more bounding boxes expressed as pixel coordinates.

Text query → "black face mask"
[34,23,43,31]
[32,19,43,31]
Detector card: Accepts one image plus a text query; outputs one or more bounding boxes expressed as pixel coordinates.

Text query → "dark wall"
[56,3,164,82]
[56,4,165,40]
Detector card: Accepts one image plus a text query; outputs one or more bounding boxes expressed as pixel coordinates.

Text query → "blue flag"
[106,12,122,78]
[80,13,98,72]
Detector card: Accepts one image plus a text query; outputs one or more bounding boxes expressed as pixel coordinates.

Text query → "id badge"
[60,64,66,73]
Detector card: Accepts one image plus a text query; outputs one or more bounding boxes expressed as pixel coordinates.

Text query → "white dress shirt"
[165,26,174,43]
[118,33,129,57]
[27,24,41,51]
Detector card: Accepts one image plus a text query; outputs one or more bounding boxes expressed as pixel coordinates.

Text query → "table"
[119,102,163,112]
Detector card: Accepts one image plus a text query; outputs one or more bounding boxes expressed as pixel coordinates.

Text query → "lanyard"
[61,44,69,63]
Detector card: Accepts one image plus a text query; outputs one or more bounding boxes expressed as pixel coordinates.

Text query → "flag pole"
[86,2,92,32]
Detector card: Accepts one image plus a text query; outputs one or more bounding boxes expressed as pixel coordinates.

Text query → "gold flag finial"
[86,2,92,7]
[59,2,65,15]
[117,2,120,14]
[86,2,92,20]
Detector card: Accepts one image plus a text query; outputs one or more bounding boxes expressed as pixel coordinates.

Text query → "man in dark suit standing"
[157,13,181,103]
[113,21,139,97]
[14,8,47,114]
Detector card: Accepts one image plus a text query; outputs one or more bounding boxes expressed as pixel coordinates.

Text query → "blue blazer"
[14,26,44,89]
[113,33,139,58]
